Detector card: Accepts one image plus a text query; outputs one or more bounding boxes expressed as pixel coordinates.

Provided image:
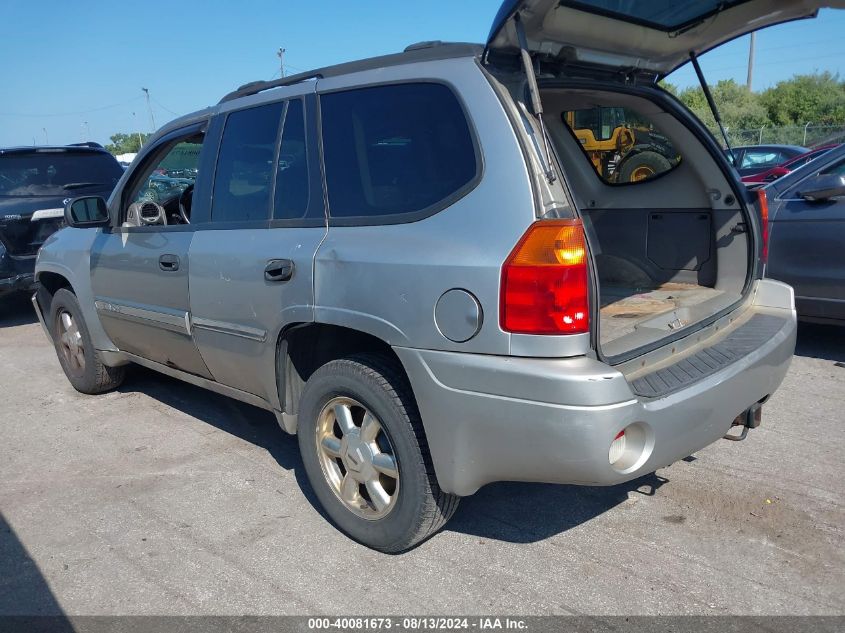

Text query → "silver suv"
[34,1,822,552]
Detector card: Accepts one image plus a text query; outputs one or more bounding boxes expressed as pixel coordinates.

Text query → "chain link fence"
[725,124,845,148]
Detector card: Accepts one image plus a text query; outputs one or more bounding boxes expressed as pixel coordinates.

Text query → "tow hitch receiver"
[724,403,763,441]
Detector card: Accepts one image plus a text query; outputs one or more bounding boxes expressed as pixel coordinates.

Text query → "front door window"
[123,132,204,226]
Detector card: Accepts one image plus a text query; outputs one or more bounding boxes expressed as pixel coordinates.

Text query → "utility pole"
[141,87,156,132]
[83,121,90,141]
[42,128,49,144]
[277,47,286,77]
[746,31,756,91]
[132,112,143,148]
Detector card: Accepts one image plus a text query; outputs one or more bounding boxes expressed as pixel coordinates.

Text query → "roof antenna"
[689,51,735,165]
[514,13,556,184]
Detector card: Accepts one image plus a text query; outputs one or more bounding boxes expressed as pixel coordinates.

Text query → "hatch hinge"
[628,69,659,85]
[513,12,556,185]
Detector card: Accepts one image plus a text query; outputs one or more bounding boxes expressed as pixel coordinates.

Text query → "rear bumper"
[395,279,797,496]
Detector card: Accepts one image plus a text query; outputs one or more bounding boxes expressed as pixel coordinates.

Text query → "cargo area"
[541,87,751,359]
[599,282,725,343]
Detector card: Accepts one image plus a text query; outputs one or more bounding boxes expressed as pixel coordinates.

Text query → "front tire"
[49,288,125,394]
[297,354,459,553]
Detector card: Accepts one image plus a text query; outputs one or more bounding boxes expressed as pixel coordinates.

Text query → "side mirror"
[799,174,845,202]
[64,196,110,228]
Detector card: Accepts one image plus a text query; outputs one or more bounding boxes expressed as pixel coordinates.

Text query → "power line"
[150,96,181,116]
[703,52,843,73]
[0,96,143,118]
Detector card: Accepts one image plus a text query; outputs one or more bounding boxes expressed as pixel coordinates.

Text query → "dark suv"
[0,143,123,298]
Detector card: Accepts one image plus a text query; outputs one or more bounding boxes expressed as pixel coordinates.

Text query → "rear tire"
[297,354,459,553]
[618,150,672,182]
[49,288,125,394]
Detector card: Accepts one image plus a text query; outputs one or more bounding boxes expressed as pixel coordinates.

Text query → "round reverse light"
[609,430,627,465]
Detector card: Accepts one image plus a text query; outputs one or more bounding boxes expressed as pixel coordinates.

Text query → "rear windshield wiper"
[62,182,108,190]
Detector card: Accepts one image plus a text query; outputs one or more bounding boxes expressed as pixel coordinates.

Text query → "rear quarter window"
[320,82,479,224]
[562,106,681,185]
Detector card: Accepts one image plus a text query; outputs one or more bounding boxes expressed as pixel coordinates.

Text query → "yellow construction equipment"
[564,107,677,183]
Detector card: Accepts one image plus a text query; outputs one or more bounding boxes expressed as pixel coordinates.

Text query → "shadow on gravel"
[795,322,845,363]
[0,514,72,626]
[116,365,671,546]
[0,293,37,328]
[115,366,330,521]
[449,474,668,544]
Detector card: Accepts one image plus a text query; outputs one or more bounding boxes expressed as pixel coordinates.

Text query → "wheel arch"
[35,261,119,353]
[275,322,409,434]
[37,269,73,298]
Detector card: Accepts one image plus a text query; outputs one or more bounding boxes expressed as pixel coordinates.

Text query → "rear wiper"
[62,182,107,190]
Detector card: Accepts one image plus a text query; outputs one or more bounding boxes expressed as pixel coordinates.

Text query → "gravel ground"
[0,292,843,616]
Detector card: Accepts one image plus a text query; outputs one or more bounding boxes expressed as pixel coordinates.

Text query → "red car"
[742,144,839,185]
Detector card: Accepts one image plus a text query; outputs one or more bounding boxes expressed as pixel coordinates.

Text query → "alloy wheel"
[315,396,400,520]
[57,310,85,372]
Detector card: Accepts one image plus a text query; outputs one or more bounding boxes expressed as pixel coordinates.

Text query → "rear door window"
[562,106,681,184]
[273,99,309,220]
[320,82,478,223]
[212,102,284,223]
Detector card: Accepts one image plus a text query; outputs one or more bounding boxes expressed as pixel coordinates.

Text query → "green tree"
[105,132,149,155]
[658,80,678,96]
[679,79,769,131]
[760,71,845,126]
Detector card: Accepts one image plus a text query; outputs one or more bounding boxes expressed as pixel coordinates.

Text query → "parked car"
[141,172,195,202]
[742,144,838,186]
[34,0,817,552]
[726,144,808,177]
[762,143,845,324]
[0,143,123,298]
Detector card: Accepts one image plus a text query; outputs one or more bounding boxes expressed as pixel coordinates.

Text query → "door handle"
[264,258,294,282]
[159,254,180,271]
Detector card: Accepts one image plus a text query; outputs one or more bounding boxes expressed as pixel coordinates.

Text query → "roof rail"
[218,42,483,104]
[219,71,324,103]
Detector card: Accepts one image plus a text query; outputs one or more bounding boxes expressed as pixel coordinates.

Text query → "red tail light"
[500,219,590,334]
[757,188,769,264]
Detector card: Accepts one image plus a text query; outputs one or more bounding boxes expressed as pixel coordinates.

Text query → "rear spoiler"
[68,142,104,149]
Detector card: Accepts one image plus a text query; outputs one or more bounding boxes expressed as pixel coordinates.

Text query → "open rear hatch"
[488,0,844,77]
[486,0,838,362]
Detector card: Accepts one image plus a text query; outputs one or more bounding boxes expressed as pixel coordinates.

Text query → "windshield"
[0,151,123,197]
